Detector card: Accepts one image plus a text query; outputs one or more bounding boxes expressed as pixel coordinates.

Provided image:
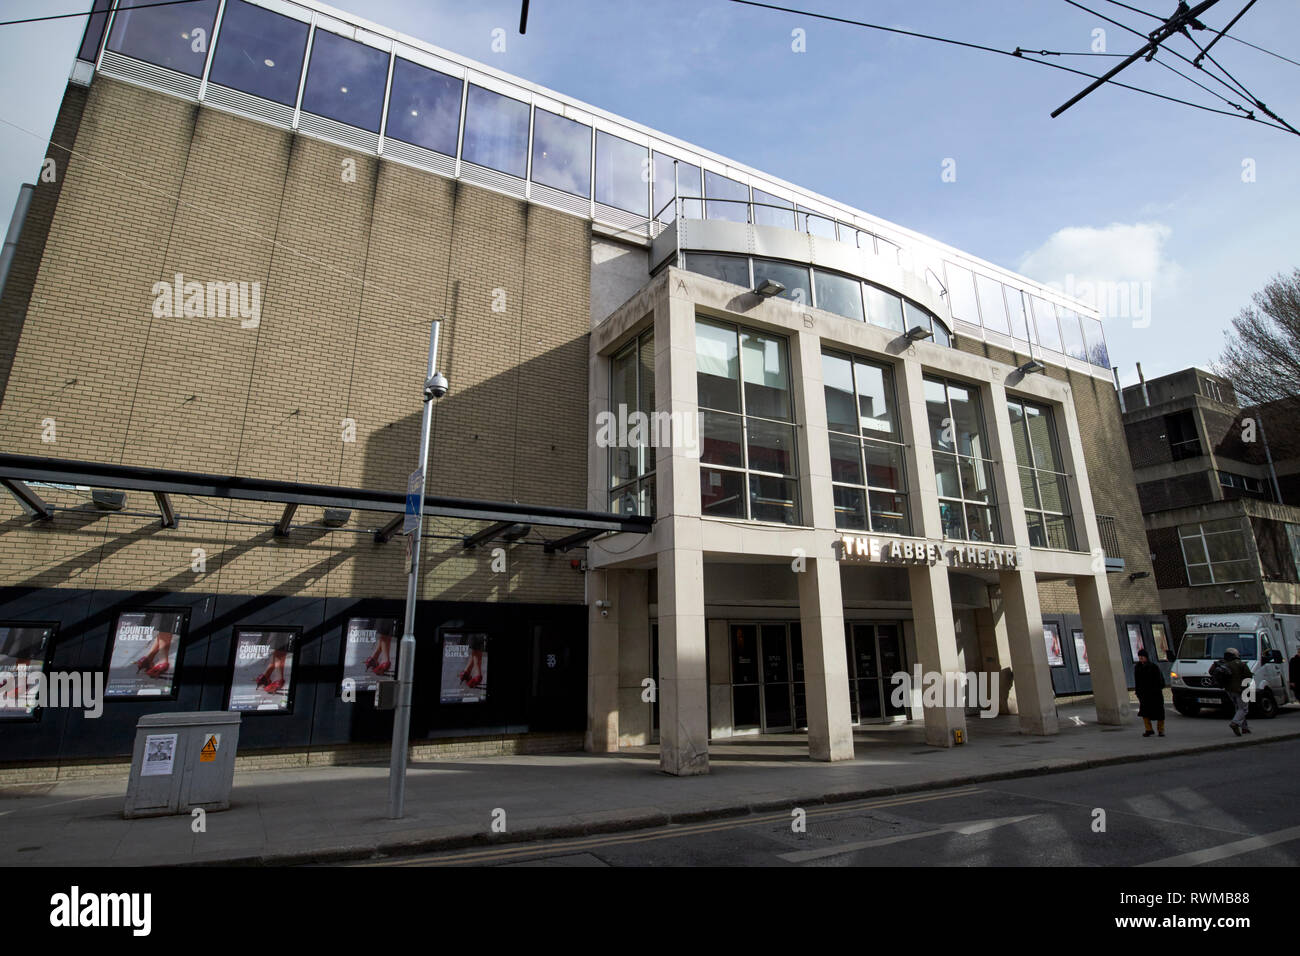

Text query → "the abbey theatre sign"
[837,534,1021,569]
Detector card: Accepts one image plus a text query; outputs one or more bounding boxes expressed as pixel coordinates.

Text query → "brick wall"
[1138,472,1215,512]
[0,77,590,605]
[1123,416,1173,469]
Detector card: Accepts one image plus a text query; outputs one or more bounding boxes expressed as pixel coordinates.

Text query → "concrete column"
[895,355,967,746]
[657,545,709,775]
[909,562,967,746]
[586,568,620,753]
[1076,574,1131,725]
[798,557,854,761]
[617,570,652,747]
[976,591,1018,716]
[998,566,1059,735]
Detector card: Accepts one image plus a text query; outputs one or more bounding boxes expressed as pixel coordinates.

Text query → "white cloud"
[1017,221,1181,294]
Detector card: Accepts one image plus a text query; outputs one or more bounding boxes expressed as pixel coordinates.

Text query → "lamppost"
[388,319,448,819]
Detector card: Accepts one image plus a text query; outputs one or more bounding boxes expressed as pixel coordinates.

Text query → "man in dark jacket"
[1223,648,1254,736]
[1133,648,1166,737]
[1290,647,1300,704]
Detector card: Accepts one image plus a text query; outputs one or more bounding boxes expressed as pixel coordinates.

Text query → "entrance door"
[760,623,792,731]
[846,622,909,723]
[729,623,797,732]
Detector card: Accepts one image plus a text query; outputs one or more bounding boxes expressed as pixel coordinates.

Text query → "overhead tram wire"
[0,0,209,28]
[1101,0,1300,67]
[1059,0,1300,134]
[722,0,1293,134]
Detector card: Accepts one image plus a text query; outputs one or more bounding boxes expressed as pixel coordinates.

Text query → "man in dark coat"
[1290,647,1300,704]
[1133,648,1166,737]
[1223,648,1253,736]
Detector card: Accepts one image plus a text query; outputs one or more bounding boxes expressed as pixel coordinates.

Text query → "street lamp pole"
[389,319,446,819]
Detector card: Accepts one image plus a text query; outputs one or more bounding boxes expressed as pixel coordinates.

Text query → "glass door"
[845,622,910,723]
[760,623,792,731]
[731,624,761,731]
[877,623,907,717]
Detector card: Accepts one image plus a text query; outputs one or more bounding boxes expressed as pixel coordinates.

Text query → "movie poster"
[228,629,297,712]
[1043,625,1064,667]
[440,633,488,704]
[105,610,187,699]
[1072,629,1091,674]
[0,624,54,718]
[341,617,399,692]
[1126,623,1145,662]
[1150,622,1171,662]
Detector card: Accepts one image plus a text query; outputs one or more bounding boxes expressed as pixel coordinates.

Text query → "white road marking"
[1140,824,1300,867]
[778,814,1040,863]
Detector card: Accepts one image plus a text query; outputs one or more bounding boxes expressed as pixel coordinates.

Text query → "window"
[1058,308,1088,361]
[1030,297,1063,352]
[652,153,702,221]
[301,30,389,132]
[1286,524,1300,578]
[944,262,980,327]
[697,319,799,524]
[876,237,901,266]
[594,131,648,215]
[683,253,750,288]
[609,330,655,517]
[1004,288,1031,341]
[1178,518,1256,585]
[461,85,530,177]
[797,205,836,239]
[106,0,219,76]
[752,258,810,305]
[384,58,462,155]
[1202,378,1225,402]
[704,171,749,223]
[904,301,950,347]
[823,351,909,533]
[837,225,864,248]
[1081,315,1109,367]
[1165,410,1201,461]
[531,109,591,197]
[752,187,795,230]
[925,377,1000,542]
[1008,397,1075,550]
[864,283,904,333]
[208,0,309,105]
[975,274,1010,335]
[813,270,864,322]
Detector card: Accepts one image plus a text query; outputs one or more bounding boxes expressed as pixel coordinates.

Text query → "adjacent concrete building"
[0,0,1163,774]
[1121,367,1300,650]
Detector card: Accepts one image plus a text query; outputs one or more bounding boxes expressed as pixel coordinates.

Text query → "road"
[365,738,1300,867]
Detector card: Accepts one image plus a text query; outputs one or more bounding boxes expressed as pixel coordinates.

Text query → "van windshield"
[1177,633,1257,660]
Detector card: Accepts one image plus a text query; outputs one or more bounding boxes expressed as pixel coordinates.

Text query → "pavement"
[3,695,1298,867]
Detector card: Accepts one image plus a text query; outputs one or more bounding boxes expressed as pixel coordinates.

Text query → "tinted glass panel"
[462,85,530,177]
[752,259,810,306]
[531,109,591,196]
[945,262,979,325]
[208,0,309,105]
[385,58,462,155]
[107,0,218,76]
[931,318,951,348]
[594,131,648,214]
[747,419,796,475]
[749,474,799,524]
[652,153,701,220]
[700,411,743,468]
[301,30,388,132]
[975,274,1010,334]
[1058,308,1087,361]
[701,467,745,518]
[833,485,867,530]
[1081,315,1109,367]
[813,271,864,321]
[684,253,749,289]
[856,360,896,437]
[822,352,856,434]
[1031,297,1063,352]
[704,171,749,223]
[864,284,904,332]
[79,0,112,62]
[740,330,791,420]
[752,188,795,230]
[1004,287,1032,340]
[829,435,864,484]
[696,320,740,413]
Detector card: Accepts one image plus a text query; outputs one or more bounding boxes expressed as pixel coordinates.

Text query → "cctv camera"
[423,372,449,401]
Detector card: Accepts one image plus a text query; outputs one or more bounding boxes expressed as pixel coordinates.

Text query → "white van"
[1169,613,1300,718]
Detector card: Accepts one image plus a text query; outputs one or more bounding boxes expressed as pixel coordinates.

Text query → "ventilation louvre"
[99,51,200,100]
[203,84,295,129]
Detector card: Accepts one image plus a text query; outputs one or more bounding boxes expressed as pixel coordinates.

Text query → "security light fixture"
[905,325,933,342]
[1017,359,1047,375]
[1129,570,1149,581]
[91,490,126,511]
[321,508,351,527]
[754,278,785,298]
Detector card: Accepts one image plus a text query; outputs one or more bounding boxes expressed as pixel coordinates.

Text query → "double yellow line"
[366,785,982,867]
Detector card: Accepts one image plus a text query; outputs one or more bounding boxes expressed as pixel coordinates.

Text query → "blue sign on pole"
[403,468,423,535]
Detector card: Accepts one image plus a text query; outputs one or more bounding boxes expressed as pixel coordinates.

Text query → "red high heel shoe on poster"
[264,679,285,695]
[373,661,391,677]
[146,661,169,679]
[255,670,271,688]
[135,657,154,672]
[466,674,482,689]
[363,653,380,672]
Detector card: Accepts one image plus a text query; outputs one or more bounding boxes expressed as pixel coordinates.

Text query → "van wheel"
[1256,691,1279,719]
[1174,700,1200,718]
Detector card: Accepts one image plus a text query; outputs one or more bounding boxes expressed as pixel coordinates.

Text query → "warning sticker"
[200,733,220,763]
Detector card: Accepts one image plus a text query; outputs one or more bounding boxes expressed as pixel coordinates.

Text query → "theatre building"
[0,0,1164,776]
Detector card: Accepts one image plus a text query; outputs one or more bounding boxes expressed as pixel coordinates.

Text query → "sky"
[0,0,1296,387]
